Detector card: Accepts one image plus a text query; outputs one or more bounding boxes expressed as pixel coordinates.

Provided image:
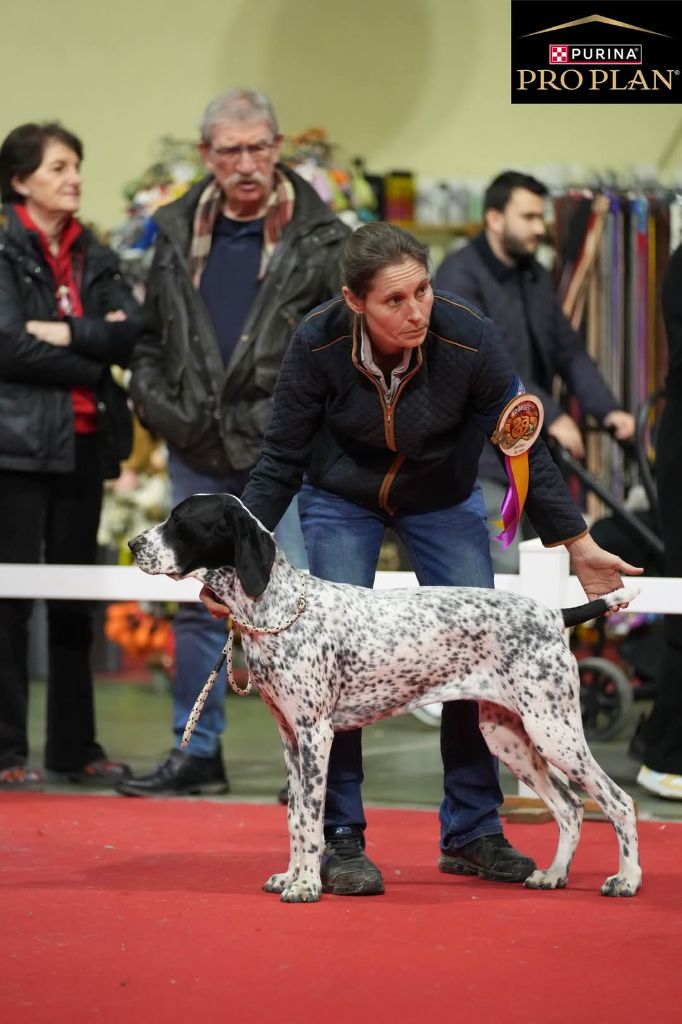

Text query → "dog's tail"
[561,585,640,628]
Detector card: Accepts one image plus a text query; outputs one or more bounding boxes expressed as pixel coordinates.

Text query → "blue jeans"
[168,450,308,757]
[298,482,503,850]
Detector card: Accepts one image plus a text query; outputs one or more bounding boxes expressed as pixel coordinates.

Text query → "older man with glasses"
[122,88,350,798]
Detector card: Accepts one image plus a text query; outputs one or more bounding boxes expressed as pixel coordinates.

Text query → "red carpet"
[1,794,680,1024]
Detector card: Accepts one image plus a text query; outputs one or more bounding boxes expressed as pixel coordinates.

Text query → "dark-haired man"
[434,170,634,570]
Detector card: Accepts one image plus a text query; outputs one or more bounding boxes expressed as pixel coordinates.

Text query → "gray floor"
[24,677,682,824]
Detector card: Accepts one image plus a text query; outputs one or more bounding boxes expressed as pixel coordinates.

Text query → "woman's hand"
[603,409,636,442]
[105,310,128,322]
[25,320,71,346]
[566,533,643,609]
[199,584,231,620]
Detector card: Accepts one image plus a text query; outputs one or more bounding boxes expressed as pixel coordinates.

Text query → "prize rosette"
[490,394,544,550]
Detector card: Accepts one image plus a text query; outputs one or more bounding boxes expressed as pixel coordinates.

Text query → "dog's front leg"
[280,719,334,904]
[263,731,301,895]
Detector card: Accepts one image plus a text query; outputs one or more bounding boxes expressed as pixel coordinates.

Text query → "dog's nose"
[128,534,143,553]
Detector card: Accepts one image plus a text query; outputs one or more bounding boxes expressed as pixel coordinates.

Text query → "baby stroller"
[553,390,665,741]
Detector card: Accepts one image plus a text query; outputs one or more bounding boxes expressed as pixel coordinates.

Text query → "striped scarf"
[189,169,295,287]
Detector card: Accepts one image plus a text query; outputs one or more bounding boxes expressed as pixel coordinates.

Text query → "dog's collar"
[232,571,308,638]
[181,573,308,748]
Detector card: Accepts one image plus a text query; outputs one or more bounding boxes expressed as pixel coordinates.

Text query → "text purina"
[517,68,676,91]
[555,45,641,64]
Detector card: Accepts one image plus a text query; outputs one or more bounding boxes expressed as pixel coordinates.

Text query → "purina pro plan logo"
[511,1,682,103]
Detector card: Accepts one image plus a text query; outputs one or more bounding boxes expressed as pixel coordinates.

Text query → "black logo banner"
[511,1,682,103]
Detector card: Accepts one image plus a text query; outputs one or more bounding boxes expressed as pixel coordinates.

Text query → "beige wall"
[3,0,681,229]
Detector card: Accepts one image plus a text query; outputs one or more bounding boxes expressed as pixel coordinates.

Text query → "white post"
[515,539,572,798]
[517,536,570,604]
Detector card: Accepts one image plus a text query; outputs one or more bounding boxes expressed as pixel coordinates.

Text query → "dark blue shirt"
[200,215,264,365]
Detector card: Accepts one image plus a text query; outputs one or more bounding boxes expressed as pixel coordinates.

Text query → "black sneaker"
[320,826,384,896]
[116,749,230,797]
[438,833,536,883]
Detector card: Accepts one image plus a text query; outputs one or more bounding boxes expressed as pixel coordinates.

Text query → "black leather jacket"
[130,166,350,475]
[243,291,588,549]
[0,205,139,478]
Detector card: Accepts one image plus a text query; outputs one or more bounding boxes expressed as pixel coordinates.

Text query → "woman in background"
[0,121,139,787]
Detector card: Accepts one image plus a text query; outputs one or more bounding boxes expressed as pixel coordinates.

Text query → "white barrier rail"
[0,538,680,612]
[2,538,677,804]
[0,540,679,607]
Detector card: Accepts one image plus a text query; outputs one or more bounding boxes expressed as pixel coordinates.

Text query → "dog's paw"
[524,868,568,891]
[280,879,322,903]
[600,871,642,897]
[262,871,294,894]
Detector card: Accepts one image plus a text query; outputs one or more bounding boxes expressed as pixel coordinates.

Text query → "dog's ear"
[228,504,276,597]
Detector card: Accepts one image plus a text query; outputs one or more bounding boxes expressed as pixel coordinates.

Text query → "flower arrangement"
[105,601,175,674]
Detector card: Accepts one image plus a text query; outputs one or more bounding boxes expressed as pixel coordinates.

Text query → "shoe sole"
[116,781,230,797]
[47,772,132,787]
[438,856,533,883]
[321,878,385,896]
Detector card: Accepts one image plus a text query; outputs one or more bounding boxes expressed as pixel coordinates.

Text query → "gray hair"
[198,88,279,144]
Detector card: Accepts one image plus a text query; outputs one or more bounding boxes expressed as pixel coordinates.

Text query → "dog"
[129,492,642,903]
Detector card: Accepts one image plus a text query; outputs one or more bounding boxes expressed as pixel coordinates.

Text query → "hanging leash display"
[180,573,309,749]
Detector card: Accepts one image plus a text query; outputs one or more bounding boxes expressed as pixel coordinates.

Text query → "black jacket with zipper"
[0,205,139,478]
[434,233,621,483]
[243,291,588,549]
[129,166,351,475]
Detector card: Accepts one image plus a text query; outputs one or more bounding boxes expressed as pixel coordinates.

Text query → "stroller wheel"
[579,657,634,741]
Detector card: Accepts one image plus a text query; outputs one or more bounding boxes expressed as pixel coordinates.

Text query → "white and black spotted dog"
[129,492,642,903]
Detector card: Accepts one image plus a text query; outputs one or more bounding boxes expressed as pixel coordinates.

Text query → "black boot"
[320,826,384,895]
[116,749,229,797]
[439,833,536,882]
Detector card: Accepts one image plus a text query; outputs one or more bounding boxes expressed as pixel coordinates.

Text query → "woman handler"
[205,221,641,895]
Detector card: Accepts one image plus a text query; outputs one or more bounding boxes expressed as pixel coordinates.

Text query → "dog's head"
[128,493,276,597]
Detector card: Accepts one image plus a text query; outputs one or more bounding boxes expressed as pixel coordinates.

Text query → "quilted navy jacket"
[243,290,587,548]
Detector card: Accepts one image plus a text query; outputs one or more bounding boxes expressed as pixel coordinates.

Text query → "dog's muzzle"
[128,534,144,556]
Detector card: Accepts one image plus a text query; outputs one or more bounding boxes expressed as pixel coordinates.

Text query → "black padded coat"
[129,166,350,475]
[0,205,139,478]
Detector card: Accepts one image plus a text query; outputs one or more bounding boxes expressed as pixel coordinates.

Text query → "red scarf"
[16,204,97,433]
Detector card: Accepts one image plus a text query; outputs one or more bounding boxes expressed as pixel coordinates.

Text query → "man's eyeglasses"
[209,141,277,162]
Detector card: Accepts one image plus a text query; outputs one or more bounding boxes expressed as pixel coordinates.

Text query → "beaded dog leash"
[180,574,308,749]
